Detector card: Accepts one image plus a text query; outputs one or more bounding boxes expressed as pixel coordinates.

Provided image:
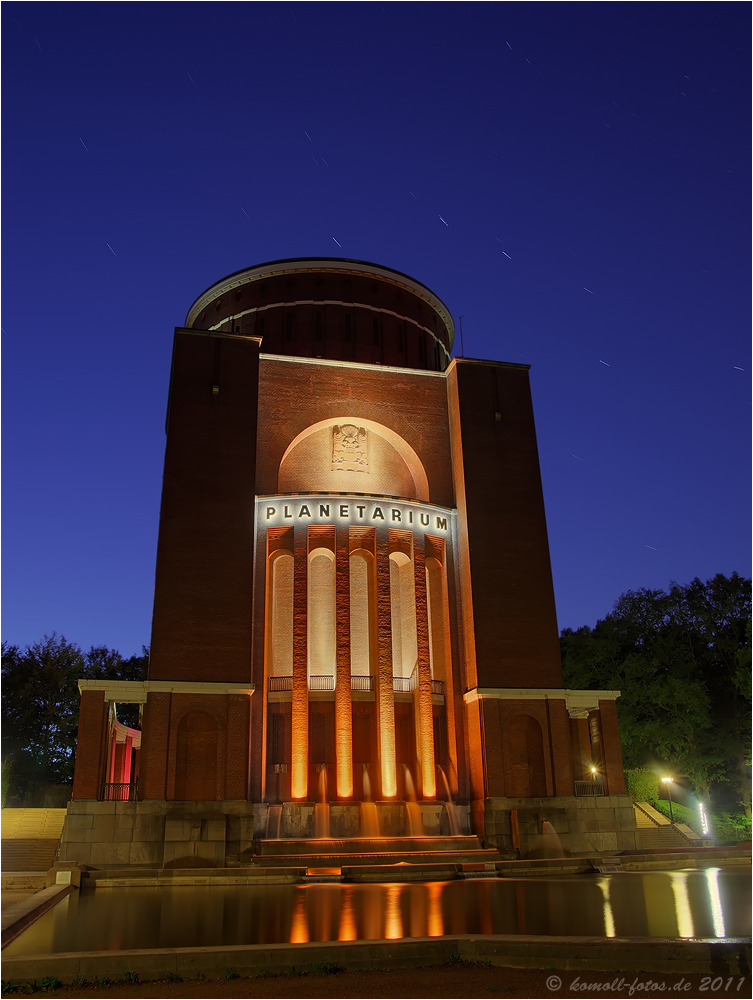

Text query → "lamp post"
[661,776,674,824]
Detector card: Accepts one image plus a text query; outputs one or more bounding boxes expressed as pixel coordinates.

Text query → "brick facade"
[70,258,631,855]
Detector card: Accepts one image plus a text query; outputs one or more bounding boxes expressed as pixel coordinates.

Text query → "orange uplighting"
[338,890,358,941]
[384,884,403,939]
[290,895,309,943]
[426,882,444,937]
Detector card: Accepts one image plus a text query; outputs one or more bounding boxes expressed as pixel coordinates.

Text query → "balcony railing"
[269,676,293,692]
[431,679,444,696]
[575,780,605,796]
[351,675,373,692]
[309,675,335,692]
[393,676,413,693]
[102,780,138,802]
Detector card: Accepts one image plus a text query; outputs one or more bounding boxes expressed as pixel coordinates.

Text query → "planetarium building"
[63,258,639,866]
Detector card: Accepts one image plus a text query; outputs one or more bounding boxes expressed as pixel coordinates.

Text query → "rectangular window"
[372,317,380,345]
[344,315,351,341]
[286,314,293,340]
[315,312,323,340]
[398,326,404,351]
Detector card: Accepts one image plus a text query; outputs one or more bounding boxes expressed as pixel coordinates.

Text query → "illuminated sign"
[257,494,453,533]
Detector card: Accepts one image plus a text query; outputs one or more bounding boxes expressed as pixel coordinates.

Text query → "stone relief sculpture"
[332,424,369,472]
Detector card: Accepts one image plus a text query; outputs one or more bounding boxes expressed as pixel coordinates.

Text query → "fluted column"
[413,533,436,798]
[375,526,396,797]
[291,524,309,799]
[335,524,353,798]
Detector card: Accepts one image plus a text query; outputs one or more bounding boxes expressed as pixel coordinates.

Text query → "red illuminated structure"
[64,258,638,865]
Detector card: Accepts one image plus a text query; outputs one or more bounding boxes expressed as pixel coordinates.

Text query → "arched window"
[350,548,375,679]
[268,550,293,677]
[390,551,417,680]
[308,547,336,685]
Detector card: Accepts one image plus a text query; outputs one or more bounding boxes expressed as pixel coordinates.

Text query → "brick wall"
[149,330,260,683]
[447,360,562,690]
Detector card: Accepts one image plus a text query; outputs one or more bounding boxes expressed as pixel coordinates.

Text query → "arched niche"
[278,417,430,501]
[506,714,547,798]
[267,550,293,678]
[308,547,335,683]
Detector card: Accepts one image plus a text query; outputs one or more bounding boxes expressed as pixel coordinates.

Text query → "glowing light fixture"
[661,775,675,824]
[699,802,709,837]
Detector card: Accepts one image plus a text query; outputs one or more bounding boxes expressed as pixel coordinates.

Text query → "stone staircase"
[1,808,67,872]
[232,834,507,880]
[633,802,698,850]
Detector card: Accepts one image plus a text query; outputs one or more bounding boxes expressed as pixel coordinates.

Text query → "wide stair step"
[637,827,692,849]
[0,839,61,872]
[1,809,67,872]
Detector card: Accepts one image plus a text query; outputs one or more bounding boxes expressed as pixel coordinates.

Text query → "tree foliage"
[561,573,751,813]
[1,634,148,805]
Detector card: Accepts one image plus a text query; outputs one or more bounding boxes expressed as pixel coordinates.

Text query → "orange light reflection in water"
[290,894,309,943]
[426,882,444,937]
[385,885,403,939]
[338,888,358,941]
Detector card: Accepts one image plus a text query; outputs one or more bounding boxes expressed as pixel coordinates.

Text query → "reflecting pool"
[4,869,749,956]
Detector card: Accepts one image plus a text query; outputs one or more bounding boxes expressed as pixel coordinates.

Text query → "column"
[139,691,171,800]
[291,523,309,799]
[546,699,575,796]
[412,533,436,798]
[375,526,396,797]
[569,713,592,782]
[72,690,109,800]
[598,699,627,795]
[335,524,353,798]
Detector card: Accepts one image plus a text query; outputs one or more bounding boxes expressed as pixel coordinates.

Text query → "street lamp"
[661,776,674,824]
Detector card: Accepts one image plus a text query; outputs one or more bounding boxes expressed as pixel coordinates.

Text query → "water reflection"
[705,868,726,939]
[669,872,695,938]
[598,877,616,938]
[4,870,749,957]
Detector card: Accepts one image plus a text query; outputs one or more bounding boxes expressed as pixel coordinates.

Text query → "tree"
[1,634,84,803]
[561,573,751,814]
[1,635,148,805]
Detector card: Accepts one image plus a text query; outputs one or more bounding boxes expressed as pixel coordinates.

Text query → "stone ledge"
[2,935,750,983]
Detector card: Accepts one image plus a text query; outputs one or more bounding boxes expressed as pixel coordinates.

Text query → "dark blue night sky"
[3,2,750,656]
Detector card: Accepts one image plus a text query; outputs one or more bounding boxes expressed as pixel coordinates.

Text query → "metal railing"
[431,679,444,696]
[575,780,605,796]
[102,780,138,802]
[269,676,293,691]
[351,675,373,692]
[309,675,335,691]
[393,676,413,693]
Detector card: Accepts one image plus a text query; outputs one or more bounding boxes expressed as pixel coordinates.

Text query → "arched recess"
[350,548,376,679]
[506,715,547,798]
[390,551,417,680]
[278,416,430,501]
[175,711,219,800]
[308,547,336,684]
[267,550,293,677]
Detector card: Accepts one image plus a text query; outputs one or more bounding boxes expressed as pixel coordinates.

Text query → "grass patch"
[120,971,139,984]
[308,961,344,975]
[446,953,492,968]
[0,980,61,994]
[223,968,239,980]
[164,971,182,983]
